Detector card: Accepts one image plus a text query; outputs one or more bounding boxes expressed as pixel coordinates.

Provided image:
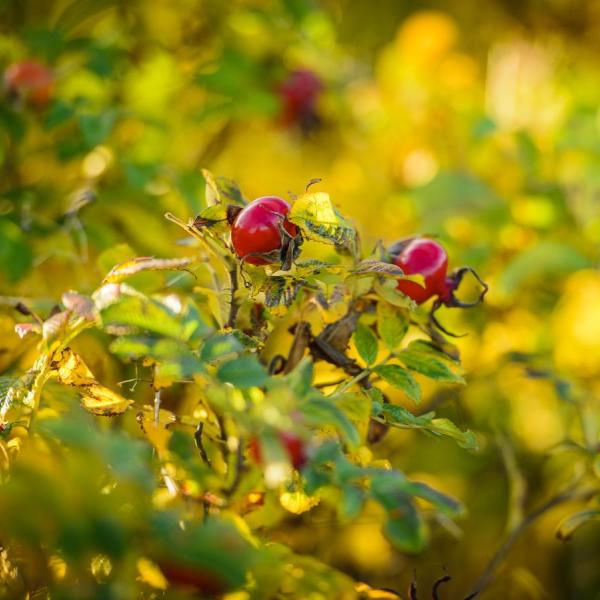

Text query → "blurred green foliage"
[2,0,600,599]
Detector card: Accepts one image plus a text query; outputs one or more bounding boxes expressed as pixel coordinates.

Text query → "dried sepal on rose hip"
[389,237,488,336]
[228,196,302,271]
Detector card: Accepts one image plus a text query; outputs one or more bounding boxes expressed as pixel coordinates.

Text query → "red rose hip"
[231,196,299,267]
[4,60,53,109]
[391,237,449,304]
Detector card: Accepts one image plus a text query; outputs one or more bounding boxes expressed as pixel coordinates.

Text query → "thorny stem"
[466,485,600,598]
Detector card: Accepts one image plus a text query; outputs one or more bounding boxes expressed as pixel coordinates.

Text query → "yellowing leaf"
[79,384,133,416]
[103,256,196,284]
[137,558,168,590]
[49,348,132,416]
[50,347,96,386]
[280,489,320,514]
[289,192,357,251]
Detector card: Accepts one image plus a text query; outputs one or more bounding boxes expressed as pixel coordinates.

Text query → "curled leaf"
[49,348,132,416]
[62,291,96,320]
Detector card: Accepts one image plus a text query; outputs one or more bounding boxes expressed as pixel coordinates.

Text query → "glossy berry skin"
[4,61,53,109]
[278,69,322,127]
[392,238,450,304]
[231,196,299,265]
[249,431,307,470]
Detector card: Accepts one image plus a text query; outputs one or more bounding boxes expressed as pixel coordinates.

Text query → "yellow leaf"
[279,489,320,515]
[137,558,168,590]
[103,256,196,284]
[50,347,96,385]
[80,384,133,416]
[49,348,132,416]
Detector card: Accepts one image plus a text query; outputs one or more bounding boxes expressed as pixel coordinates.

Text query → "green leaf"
[353,323,378,366]
[78,110,117,147]
[0,220,33,282]
[100,296,198,341]
[370,473,428,553]
[216,355,268,388]
[381,404,434,428]
[374,364,421,404]
[373,278,417,310]
[556,509,600,541]
[263,276,303,311]
[398,349,465,384]
[284,358,314,398]
[405,339,460,364]
[339,485,366,520]
[336,393,371,425]
[380,405,476,450]
[201,333,243,362]
[289,192,357,252]
[377,302,408,351]
[427,418,477,450]
[300,397,360,448]
[403,481,463,517]
[499,241,591,295]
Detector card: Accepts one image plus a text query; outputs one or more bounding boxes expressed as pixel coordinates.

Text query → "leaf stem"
[226,262,239,329]
[466,485,600,598]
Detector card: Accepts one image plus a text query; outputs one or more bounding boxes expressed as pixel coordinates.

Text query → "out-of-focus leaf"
[62,291,95,320]
[0,220,33,282]
[403,481,463,517]
[374,364,421,404]
[201,333,243,362]
[556,509,600,541]
[414,171,505,228]
[202,168,245,207]
[78,110,117,147]
[370,473,428,553]
[300,397,360,448]
[377,302,408,351]
[103,256,196,284]
[373,278,417,310]
[499,241,591,294]
[54,0,120,33]
[280,489,320,514]
[100,295,200,340]
[398,349,465,384]
[289,192,357,252]
[353,322,378,365]
[216,355,268,388]
[42,311,71,342]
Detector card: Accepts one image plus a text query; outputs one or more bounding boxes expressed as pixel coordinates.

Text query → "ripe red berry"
[278,69,322,128]
[249,431,307,470]
[4,60,53,109]
[231,196,300,267]
[391,238,449,304]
